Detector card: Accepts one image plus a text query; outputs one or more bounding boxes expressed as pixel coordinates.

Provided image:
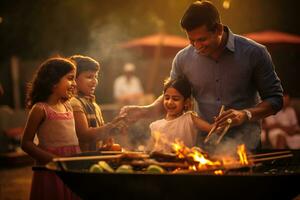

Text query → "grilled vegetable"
[116,165,134,173]
[89,164,103,173]
[98,161,114,172]
[147,165,165,173]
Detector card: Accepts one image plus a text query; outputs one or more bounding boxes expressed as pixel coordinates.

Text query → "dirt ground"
[0,165,33,200]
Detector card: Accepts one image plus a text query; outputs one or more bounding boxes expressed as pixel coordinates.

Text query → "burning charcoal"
[190,146,207,154]
[120,152,149,160]
[149,151,181,162]
[171,169,193,174]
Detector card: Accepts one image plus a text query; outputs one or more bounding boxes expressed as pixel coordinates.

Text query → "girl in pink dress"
[21,57,81,200]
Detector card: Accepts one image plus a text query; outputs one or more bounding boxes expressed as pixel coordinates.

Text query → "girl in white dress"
[150,77,218,151]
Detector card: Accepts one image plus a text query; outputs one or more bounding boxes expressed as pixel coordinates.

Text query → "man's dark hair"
[180,1,220,32]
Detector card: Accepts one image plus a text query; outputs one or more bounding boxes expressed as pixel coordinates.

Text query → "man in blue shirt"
[121,1,283,150]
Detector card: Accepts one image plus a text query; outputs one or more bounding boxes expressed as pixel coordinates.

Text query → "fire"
[172,140,221,171]
[214,170,224,175]
[171,140,250,172]
[237,144,249,165]
[188,150,221,169]
[171,140,190,159]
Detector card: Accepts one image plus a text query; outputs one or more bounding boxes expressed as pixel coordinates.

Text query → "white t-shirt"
[149,112,198,150]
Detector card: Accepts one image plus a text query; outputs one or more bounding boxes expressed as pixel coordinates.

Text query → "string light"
[223,0,231,9]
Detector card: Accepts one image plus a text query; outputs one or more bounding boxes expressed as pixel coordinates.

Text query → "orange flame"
[171,140,190,159]
[172,140,221,170]
[237,144,249,165]
[188,150,221,168]
[171,140,251,173]
[214,170,224,175]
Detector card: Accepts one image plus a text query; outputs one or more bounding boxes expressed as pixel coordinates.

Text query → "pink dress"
[30,102,81,200]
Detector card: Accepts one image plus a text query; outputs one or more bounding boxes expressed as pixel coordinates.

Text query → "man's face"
[186,25,222,57]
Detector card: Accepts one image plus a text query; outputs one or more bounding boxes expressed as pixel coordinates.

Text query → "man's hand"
[119,105,147,123]
[215,109,248,128]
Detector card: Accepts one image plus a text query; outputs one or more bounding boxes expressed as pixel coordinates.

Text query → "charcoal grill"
[36,149,300,200]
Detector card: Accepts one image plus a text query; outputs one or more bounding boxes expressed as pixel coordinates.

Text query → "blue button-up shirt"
[171,27,283,150]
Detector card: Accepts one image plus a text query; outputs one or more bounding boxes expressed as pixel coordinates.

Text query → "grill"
[36,149,300,200]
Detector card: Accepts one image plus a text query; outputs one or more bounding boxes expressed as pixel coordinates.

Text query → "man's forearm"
[247,101,278,121]
[143,95,165,118]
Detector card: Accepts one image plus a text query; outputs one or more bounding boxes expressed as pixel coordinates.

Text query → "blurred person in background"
[113,62,144,105]
[69,55,127,152]
[119,1,283,151]
[263,93,300,149]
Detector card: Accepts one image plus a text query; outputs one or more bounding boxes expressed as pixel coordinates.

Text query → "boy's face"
[76,70,99,96]
[163,87,185,119]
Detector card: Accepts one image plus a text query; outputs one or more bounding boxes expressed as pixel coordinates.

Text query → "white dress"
[149,112,197,151]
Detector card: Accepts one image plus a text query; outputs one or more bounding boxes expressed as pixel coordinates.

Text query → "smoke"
[86,20,139,63]
[207,122,261,157]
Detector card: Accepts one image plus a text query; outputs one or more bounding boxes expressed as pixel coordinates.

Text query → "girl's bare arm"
[190,112,214,132]
[21,104,56,164]
[73,111,125,141]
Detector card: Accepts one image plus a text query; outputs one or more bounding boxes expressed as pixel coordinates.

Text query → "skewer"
[215,118,232,144]
[53,153,149,162]
[99,151,145,155]
[249,154,293,163]
[204,105,225,143]
[248,150,291,158]
[53,155,123,162]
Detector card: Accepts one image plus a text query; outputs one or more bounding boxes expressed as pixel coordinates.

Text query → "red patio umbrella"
[243,30,300,44]
[119,33,189,57]
[119,33,189,92]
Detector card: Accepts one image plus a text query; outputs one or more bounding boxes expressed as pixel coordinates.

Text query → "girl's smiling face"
[163,87,186,120]
[76,70,99,96]
[52,69,77,100]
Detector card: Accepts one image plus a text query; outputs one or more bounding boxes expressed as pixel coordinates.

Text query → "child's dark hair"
[163,77,192,99]
[26,57,76,109]
[69,55,100,77]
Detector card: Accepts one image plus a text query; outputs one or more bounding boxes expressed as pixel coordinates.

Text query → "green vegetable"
[116,165,134,173]
[89,164,103,173]
[147,165,165,173]
[116,164,133,173]
[98,161,114,172]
